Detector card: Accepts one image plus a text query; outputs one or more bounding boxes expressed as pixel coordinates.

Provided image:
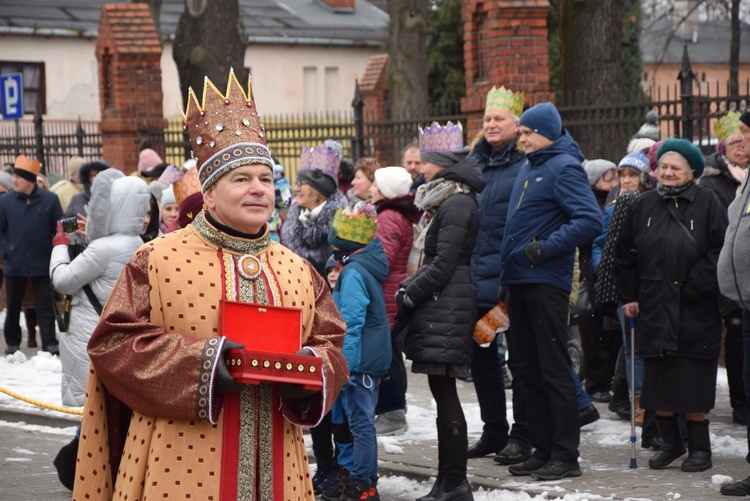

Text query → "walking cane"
[628,305,638,469]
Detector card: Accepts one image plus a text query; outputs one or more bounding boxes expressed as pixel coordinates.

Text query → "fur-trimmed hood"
[86,169,150,242]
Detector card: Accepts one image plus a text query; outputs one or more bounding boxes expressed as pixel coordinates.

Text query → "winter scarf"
[656,180,693,199]
[595,190,640,305]
[413,178,469,250]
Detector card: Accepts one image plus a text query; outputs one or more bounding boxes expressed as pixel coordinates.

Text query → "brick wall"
[96,4,165,174]
[460,0,551,139]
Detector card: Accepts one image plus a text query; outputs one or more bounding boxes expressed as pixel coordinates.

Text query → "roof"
[641,18,750,65]
[0,0,388,47]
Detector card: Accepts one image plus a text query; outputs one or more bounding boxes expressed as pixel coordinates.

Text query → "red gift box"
[220,300,322,390]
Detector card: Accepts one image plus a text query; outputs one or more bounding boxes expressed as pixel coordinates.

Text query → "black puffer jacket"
[614,184,727,359]
[401,156,485,366]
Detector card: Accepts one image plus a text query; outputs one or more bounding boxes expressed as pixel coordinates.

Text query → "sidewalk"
[1,341,748,500]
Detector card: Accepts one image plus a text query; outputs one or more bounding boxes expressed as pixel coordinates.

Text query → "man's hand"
[278,349,320,401]
[215,339,245,394]
[52,221,71,247]
[523,241,547,266]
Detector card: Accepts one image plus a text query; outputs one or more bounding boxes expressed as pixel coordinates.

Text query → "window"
[0,61,45,115]
[303,66,318,114]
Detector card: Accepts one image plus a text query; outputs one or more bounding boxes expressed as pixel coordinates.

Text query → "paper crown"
[485,86,525,117]
[299,146,341,179]
[182,69,273,192]
[14,154,41,176]
[174,168,201,207]
[714,111,742,141]
[331,205,378,246]
[419,121,464,153]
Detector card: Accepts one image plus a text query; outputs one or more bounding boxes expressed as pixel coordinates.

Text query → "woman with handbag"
[49,169,150,490]
[396,122,485,501]
[615,139,728,472]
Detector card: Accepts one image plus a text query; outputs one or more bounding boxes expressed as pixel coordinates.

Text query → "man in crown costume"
[465,86,532,465]
[72,70,348,501]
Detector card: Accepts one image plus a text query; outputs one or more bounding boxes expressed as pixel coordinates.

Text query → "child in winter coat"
[327,205,391,501]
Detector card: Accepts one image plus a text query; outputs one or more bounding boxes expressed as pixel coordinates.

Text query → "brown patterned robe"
[72,212,348,501]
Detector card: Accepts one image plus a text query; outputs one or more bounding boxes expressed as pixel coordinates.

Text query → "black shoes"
[467,438,505,459]
[45,344,60,356]
[508,456,547,476]
[589,391,612,403]
[733,407,747,426]
[608,399,631,421]
[580,404,600,427]
[494,443,532,465]
[4,344,18,355]
[721,476,750,496]
[530,459,582,481]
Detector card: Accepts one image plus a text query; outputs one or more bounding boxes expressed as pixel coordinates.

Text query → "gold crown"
[714,111,741,141]
[331,206,378,246]
[182,69,273,192]
[485,86,525,117]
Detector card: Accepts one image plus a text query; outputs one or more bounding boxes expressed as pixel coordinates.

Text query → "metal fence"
[2,53,749,177]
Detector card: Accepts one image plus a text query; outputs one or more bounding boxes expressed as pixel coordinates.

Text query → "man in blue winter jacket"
[0,155,64,355]
[500,103,602,481]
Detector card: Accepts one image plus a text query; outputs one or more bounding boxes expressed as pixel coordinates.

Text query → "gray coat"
[718,174,750,309]
[50,170,150,407]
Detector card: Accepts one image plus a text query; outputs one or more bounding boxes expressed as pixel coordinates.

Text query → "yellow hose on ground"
[0,385,83,416]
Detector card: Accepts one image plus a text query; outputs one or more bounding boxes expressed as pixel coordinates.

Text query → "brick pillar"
[358,54,393,162]
[460,0,550,139]
[96,4,165,174]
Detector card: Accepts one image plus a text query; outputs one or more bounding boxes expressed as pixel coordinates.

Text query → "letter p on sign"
[0,74,24,120]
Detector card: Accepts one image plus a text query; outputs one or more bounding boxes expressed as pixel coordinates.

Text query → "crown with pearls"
[299,146,341,180]
[485,86,525,117]
[182,69,273,192]
[419,121,464,153]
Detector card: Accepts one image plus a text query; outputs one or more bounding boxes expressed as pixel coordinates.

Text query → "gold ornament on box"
[181,68,274,192]
[714,111,742,142]
[485,86,525,118]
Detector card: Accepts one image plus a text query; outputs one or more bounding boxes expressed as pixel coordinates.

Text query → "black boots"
[681,420,712,472]
[649,415,686,469]
[418,419,473,501]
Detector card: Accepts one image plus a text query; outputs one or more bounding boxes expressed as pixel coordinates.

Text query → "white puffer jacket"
[50,170,150,407]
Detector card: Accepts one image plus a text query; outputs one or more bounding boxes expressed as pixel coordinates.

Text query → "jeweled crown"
[182,69,273,192]
[485,86,525,117]
[419,121,464,153]
[299,146,341,180]
[714,111,741,141]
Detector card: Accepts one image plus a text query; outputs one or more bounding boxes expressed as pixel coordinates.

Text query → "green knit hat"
[656,138,706,178]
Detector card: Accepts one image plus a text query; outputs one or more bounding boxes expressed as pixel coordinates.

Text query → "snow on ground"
[1,348,746,500]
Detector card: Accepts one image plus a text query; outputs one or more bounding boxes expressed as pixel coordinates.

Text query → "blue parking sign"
[0,73,24,120]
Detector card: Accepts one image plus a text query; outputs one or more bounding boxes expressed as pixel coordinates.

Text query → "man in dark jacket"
[0,155,64,354]
[467,85,531,465]
[500,103,602,480]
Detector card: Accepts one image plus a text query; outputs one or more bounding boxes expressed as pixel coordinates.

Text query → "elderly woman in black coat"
[397,123,485,501]
[615,139,728,473]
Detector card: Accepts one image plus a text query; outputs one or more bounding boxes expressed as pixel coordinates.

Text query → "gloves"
[277,349,321,401]
[396,288,414,312]
[523,241,547,266]
[215,339,245,394]
[52,221,71,247]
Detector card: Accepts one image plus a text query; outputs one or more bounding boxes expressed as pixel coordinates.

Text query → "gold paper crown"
[182,69,273,192]
[331,206,378,246]
[174,168,201,207]
[485,86,525,117]
[714,111,741,141]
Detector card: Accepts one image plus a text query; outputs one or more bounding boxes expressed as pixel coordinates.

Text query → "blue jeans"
[333,373,380,483]
[573,368,591,409]
[617,304,644,394]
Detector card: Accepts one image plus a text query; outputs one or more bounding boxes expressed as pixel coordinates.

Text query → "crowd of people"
[3,73,750,500]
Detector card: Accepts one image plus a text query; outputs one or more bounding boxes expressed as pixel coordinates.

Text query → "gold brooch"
[238,254,262,280]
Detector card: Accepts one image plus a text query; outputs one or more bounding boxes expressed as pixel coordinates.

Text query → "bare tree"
[172,0,248,105]
[558,0,627,159]
[387,0,429,119]
[729,0,740,95]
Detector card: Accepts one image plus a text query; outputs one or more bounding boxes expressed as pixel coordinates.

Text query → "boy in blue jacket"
[327,205,391,501]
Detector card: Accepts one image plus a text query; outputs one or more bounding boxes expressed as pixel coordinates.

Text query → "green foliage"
[426,0,465,112]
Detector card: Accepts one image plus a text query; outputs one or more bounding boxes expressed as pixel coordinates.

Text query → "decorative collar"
[191,210,271,255]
